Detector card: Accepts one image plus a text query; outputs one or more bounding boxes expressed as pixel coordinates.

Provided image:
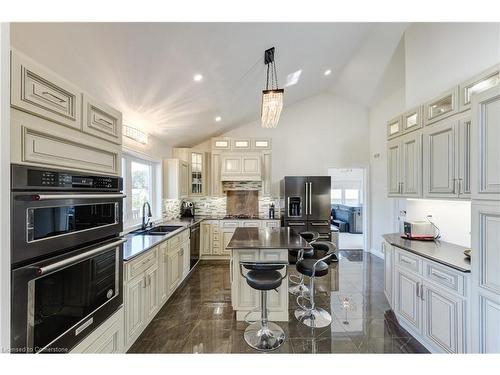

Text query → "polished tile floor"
[128,251,428,354]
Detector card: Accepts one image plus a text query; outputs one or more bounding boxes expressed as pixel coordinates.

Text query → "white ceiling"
[11,22,407,147]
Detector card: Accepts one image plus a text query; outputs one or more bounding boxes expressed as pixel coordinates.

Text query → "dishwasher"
[190,222,200,270]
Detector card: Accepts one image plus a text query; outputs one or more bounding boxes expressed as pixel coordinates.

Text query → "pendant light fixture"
[261,47,284,128]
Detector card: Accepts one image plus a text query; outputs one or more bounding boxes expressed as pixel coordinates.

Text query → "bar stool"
[294,241,336,328]
[288,231,319,296]
[240,260,288,351]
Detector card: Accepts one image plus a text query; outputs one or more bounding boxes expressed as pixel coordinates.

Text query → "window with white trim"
[122,153,161,229]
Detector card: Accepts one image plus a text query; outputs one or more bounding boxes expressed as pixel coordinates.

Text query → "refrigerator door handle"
[309,182,313,215]
[305,182,308,216]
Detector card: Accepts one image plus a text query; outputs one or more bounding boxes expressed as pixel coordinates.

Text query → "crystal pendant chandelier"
[261,47,284,128]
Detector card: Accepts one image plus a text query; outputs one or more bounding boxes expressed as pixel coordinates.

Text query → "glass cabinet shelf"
[191,152,203,195]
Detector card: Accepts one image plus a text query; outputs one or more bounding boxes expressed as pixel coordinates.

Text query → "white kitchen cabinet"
[201,221,212,256]
[387,132,422,197]
[11,109,121,175]
[222,228,236,257]
[459,64,500,112]
[180,238,190,279]
[211,152,222,196]
[383,242,393,305]
[387,138,401,196]
[262,152,272,197]
[260,249,288,313]
[424,87,459,125]
[402,106,423,134]
[167,246,181,295]
[82,94,122,144]
[124,272,147,348]
[158,243,169,305]
[252,138,272,150]
[471,86,500,201]
[423,114,472,199]
[242,220,261,228]
[387,115,402,139]
[388,243,470,353]
[423,118,457,198]
[221,153,261,181]
[471,201,500,353]
[10,49,82,130]
[231,249,259,311]
[422,282,465,353]
[71,308,124,353]
[264,220,280,228]
[212,138,231,150]
[394,267,422,332]
[232,138,251,150]
[163,158,189,199]
[144,264,160,322]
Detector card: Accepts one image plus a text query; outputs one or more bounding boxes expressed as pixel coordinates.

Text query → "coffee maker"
[181,200,195,218]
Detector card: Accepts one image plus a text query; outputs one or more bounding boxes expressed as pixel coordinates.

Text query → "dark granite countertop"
[226,227,312,250]
[123,225,189,261]
[383,233,471,273]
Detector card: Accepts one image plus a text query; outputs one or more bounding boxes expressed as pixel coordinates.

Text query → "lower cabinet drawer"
[222,221,239,228]
[424,260,465,296]
[71,308,124,353]
[125,248,158,281]
[395,248,422,274]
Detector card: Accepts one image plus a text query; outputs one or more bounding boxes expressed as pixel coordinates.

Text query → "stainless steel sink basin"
[146,225,182,235]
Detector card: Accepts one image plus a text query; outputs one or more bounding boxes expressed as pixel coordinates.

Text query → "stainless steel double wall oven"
[10,165,125,353]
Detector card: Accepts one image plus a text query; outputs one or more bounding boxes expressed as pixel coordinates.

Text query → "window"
[331,189,342,204]
[122,153,161,229]
[345,189,360,206]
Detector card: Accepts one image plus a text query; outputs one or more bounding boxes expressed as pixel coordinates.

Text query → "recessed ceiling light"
[193,74,203,82]
[324,69,332,76]
[215,116,222,122]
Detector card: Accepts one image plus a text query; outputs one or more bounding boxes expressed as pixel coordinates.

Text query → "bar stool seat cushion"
[246,270,283,290]
[296,258,329,277]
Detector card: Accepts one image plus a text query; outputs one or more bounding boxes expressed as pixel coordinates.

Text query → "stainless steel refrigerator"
[280,176,331,240]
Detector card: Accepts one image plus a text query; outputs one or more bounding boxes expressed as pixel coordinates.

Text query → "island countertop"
[383,233,471,273]
[227,227,313,250]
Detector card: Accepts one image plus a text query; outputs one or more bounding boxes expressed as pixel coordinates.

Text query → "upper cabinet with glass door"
[387,116,402,139]
[402,106,423,134]
[424,87,459,125]
[459,64,500,112]
[190,152,204,195]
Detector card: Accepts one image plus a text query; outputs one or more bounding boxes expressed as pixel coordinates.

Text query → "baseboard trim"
[370,248,384,259]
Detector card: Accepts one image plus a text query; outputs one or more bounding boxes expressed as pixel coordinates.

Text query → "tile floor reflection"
[128,250,428,354]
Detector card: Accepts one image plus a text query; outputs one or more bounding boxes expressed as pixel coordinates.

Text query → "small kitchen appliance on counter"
[181,200,195,218]
[403,220,436,240]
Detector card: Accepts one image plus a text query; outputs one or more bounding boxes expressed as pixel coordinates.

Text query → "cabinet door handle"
[142,276,147,288]
[400,258,413,265]
[420,284,425,300]
[95,115,113,126]
[416,282,420,298]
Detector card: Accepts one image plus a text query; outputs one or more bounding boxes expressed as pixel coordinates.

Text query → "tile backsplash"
[162,194,280,219]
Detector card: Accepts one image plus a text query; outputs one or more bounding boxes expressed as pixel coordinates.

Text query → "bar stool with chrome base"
[295,241,336,328]
[288,231,319,296]
[240,260,288,351]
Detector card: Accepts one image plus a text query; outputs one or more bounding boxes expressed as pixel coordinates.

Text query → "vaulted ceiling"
[11,22,407,146]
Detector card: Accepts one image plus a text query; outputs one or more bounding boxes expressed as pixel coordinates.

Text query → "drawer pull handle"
[42,91,66,103]
[400,259,414,265]
[431,272,450,281]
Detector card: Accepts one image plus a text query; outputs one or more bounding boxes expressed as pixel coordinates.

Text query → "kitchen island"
[227,227,312,321]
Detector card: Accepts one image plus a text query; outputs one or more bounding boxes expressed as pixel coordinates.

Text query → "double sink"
[131,225,183,236]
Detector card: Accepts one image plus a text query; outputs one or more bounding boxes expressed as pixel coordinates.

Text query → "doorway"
[328,168,367,251]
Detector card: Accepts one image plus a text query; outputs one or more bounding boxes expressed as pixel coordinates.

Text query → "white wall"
[368,38,406,255]
[0,22,10,351]
[405,23,500,107]
[123,135,172,162]
[219,92,370,196]
[403,199,471,247]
